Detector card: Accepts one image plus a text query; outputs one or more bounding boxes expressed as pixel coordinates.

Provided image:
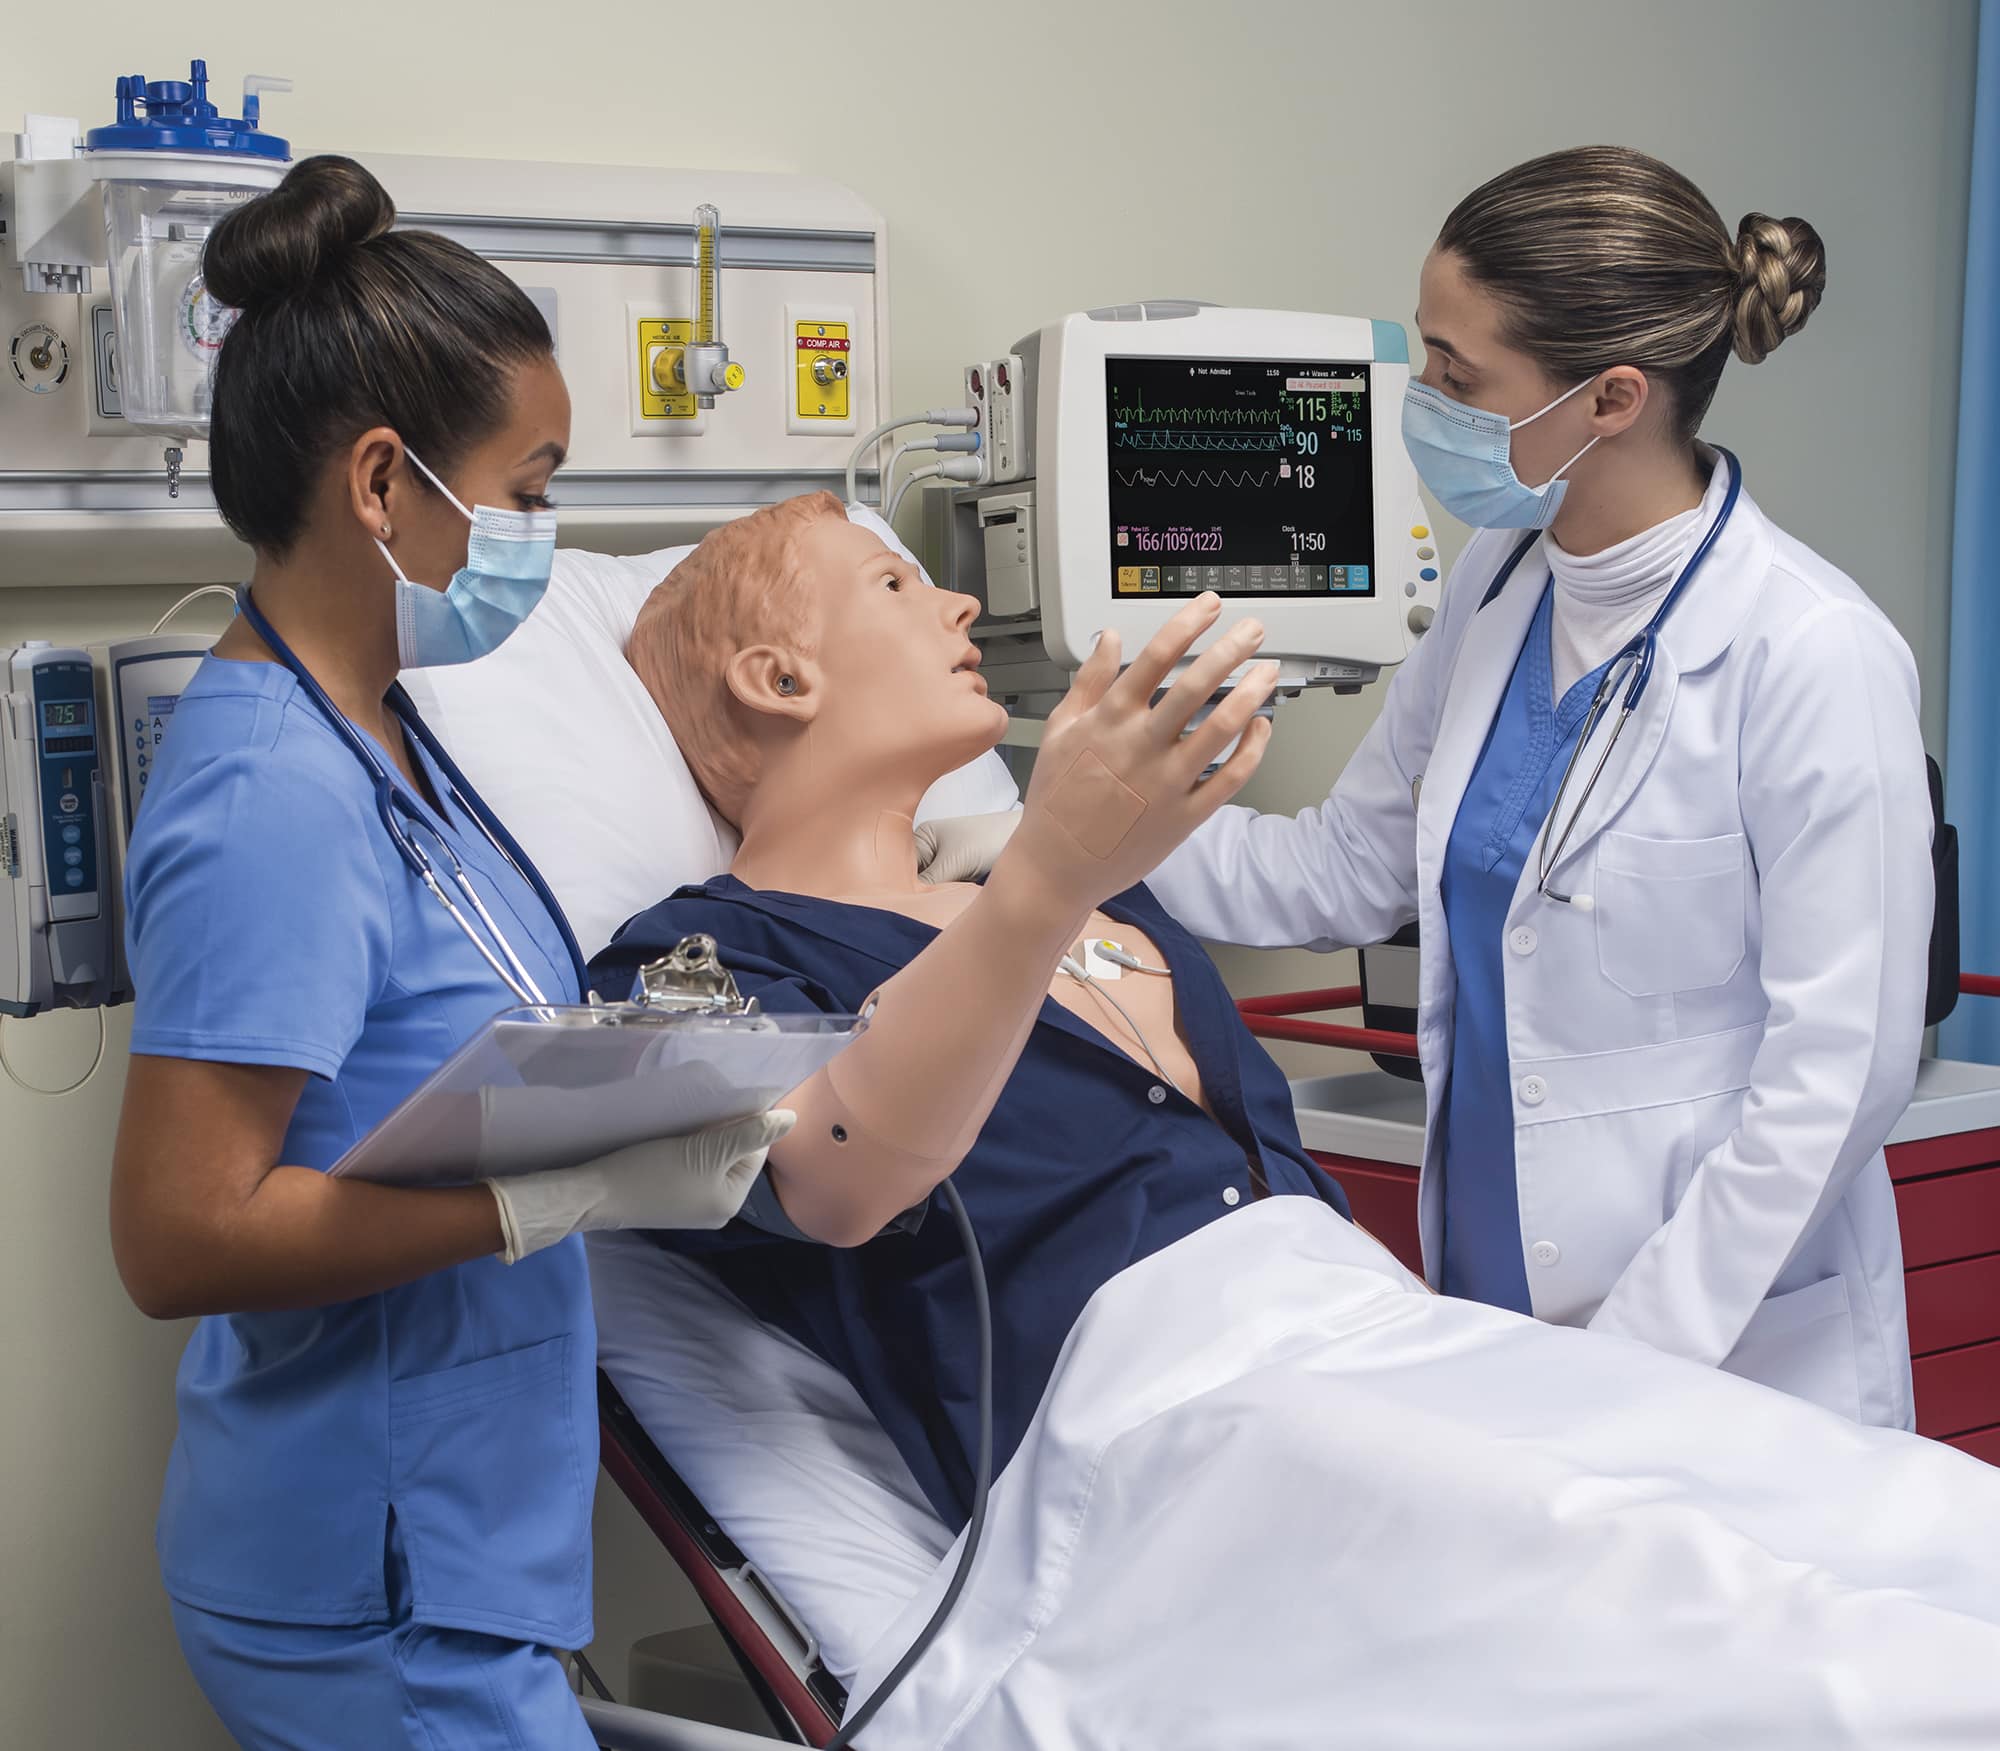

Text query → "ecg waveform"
[1112,402,1282,427]
[1115,468,1274,491]
[1116,429,1284,454]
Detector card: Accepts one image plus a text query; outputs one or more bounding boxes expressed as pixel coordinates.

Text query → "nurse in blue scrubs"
[108,155,788,1749]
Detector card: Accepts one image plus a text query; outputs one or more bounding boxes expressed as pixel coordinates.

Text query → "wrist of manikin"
[983,840,1097,949]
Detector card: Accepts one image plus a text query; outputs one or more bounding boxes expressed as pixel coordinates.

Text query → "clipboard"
[329,1005,865,1187]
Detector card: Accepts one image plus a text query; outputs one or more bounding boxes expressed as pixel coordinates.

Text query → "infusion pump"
[929,302,1443,717]
[1,633,213,1015]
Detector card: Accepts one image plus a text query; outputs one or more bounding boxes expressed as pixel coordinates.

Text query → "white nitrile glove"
[487,1108,796,1263]
[914,810,1023,885]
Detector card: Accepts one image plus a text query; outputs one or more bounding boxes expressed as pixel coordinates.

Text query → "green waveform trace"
[1112,402,1283,427]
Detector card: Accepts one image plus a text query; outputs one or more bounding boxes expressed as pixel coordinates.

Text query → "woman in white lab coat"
[931,147,1933,1429]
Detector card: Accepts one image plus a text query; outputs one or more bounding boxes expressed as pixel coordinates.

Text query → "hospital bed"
[408,522,2000,1747]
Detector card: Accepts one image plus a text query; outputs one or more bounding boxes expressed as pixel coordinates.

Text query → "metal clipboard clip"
[587,933,760,1019]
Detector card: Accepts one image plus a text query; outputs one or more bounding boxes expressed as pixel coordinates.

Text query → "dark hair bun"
[203,155,395,310]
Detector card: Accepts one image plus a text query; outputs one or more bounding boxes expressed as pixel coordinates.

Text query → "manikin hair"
[626,491,848,821]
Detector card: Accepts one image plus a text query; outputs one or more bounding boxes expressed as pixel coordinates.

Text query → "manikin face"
[789,516,1008,787]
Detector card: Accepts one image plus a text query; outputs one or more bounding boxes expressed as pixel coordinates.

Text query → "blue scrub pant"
[169,1603,596,1749]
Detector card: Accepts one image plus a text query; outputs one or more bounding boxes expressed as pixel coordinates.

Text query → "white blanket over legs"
[847,1199,2000,1749]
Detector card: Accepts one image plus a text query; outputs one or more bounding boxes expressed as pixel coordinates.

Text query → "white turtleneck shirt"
[1543,458,1727,697]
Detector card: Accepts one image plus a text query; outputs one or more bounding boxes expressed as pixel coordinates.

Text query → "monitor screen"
[1105,355,1375,599]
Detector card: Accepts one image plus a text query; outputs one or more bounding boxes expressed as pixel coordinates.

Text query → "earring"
[776,675,798,696]
[380,522,392,538]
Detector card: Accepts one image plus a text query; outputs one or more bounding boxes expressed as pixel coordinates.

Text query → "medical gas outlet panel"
[930,304,1441,716]
[2,120,890,587]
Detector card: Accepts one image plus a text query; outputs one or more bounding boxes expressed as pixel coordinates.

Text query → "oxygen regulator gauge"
[9,322,71,394]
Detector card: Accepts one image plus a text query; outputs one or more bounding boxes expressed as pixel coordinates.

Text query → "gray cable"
[1060,960,1184,1096]
[151,583,240,634]
[825,1176,991,1748]
[885,464,943,526]
[878,439,934,522]
[0,1009,108,1097]
[844,408,978,507]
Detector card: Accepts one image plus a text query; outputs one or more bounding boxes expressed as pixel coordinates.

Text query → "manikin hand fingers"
[1150,616,1269,743]
[1105,593,1223,711]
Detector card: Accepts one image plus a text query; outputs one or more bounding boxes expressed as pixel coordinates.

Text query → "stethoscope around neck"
[236,588,589,1006]
[1474,446,1744,908]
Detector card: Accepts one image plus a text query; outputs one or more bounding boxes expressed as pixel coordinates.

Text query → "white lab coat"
[1150,481,1930,1428]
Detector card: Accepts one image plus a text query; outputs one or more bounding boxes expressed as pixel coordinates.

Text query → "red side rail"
[1238,973,2000,1060]
[1237,984,1418,1058]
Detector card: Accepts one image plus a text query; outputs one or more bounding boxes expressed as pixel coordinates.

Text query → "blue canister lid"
[84,59,289,162]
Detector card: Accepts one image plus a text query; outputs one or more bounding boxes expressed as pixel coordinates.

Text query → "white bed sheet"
[597,1202,2000,1747]
[846,1197,2000,1749]
[587,1230,950,1685]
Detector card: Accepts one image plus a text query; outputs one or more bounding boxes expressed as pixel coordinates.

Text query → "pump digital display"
[42,700,90,730]
[1106,356,1375,598]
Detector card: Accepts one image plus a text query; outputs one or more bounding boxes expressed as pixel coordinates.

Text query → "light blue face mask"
[376,449,557,669]
[1400,376,1599,530]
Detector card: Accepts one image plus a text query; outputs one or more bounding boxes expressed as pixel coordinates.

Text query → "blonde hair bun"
[1732,212,1826,365]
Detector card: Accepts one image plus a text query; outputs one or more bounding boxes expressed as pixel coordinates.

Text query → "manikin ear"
[726,645,820,725]
[1585,367,1650,439]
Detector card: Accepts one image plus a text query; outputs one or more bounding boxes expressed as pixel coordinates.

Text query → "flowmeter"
[650,203,746,410]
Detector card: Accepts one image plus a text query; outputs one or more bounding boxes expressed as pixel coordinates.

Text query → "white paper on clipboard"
[329,1006,864,1186]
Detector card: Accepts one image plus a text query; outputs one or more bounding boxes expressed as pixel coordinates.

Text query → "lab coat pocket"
[387,1334,592,1643]
[1722,1275,1863,1423]
[1593,831,1747,996]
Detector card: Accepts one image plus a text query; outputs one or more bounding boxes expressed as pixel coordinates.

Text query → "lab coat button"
[1530,1240,1561,1268]
[1519,1075,1547,1107]
[1147,1084,1167,1105]
[1222,1186,1242,1207]
[1510,926,1538,956]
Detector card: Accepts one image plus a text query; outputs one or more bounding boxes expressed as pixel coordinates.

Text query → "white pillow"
[401,506,1019,959]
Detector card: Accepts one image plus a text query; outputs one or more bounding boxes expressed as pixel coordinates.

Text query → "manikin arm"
[768,596,1277,1245]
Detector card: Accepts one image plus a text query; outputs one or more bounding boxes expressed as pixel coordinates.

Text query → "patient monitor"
[931,302,1440,716]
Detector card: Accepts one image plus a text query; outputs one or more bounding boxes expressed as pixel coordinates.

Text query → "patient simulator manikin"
[626,490,1273,1247]
[598,493,2000,1749]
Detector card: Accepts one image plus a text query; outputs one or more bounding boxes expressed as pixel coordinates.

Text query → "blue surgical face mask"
[376,449,558,669]
[1400,376,1599,530]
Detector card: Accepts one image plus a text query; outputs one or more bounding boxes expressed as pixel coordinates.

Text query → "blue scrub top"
[593,877,1349,1531]
[125,655,595,1641]
[1439,588,1613,1312]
